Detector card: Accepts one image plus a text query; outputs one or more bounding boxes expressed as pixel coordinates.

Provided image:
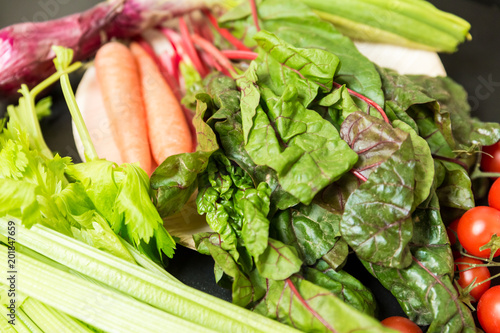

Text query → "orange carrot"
[130,42,193,165]
[94,42,153,174]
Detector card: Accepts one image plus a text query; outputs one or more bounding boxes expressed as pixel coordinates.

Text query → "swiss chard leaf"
[436,161,474,210]
[196,153,272,260]
[255,238,302,280]
[314,111,415,225]
[363,190,476,332]
[252,275,394,333]
[238,182,272,258]
[244,84,357,205]
[314,173,361,216]
[254,30,340,106]
[272,204,341,265]
[408,104,455,158]
[212,85,299,211]
[393,120,434,209]
[238,34,359,205]
[407,75,500,148]
[196,233,265,307]
[321,239,349,271]
[378,67,500,150]
[220,0,385,107]
[341,129,415,268]
[470,119,500,146]
[317,84,361,127]
[340,112,409,180]
[305,260,377,317]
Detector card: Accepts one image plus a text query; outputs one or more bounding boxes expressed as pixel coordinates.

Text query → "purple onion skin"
[0,0,207,100]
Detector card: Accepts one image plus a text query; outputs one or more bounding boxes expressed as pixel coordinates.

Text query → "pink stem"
[249,0,261,32]
[179,17,208,77]
[204,10,252,52]
[161,28,188,82]
[332,82,390,124]
[191,34,236,76]
[199,19,215,44]
[350,170,368,182]
[222,50,258,60]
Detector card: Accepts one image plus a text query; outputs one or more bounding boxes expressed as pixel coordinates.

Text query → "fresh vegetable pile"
[1,0,500,332]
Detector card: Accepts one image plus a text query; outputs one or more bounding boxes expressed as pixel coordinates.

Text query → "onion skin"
[0,0,211,100]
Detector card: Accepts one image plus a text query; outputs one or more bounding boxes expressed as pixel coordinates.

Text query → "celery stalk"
[0,312,16,333]
[0,222,298,333]
[0,245,216,333]
[0,306,21,333]
[53,46,98,161]
[21,298,94,333]
[120,240,180,282]
[301,0,470,52]
[16,308,44,333]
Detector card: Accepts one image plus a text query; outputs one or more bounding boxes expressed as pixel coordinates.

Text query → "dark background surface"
[1,0,499,328]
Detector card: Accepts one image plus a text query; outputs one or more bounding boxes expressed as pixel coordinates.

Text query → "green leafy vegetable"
[305,260,377,316]
[255,238,302,280]
[220,0,385,106]
[252,275,393,333]
[341,117,415,268]
[272,204,341,265]
[363,190,475,332]
[393,120,434,209]
[436,161,474,210]
[239,31,358,204]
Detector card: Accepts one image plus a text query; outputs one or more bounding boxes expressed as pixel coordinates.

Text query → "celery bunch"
[300,0,471,52]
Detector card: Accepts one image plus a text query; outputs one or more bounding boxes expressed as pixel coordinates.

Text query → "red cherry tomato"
[446,219,460,246]
[455,256,491,301]
[477,286,500,333]
[481,142,500,174]
[381,316,422,333]
[457,206,500,258]
[488,178,500,210]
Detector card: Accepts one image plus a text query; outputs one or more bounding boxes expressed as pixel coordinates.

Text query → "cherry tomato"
[477,286,500,333]
[488,178,500,210]
[381,316,422,333]
[455,256,491,301]
[457,206,500,258]
[446,219,460,246]
[481,141,500,174]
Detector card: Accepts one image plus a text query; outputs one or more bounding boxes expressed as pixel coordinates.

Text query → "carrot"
[94,41,153,174]
[130,42,193,165]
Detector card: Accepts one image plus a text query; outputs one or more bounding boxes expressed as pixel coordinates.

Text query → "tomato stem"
[459,250,500,265]
[472,272,500,288]
[470,170,500,180]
